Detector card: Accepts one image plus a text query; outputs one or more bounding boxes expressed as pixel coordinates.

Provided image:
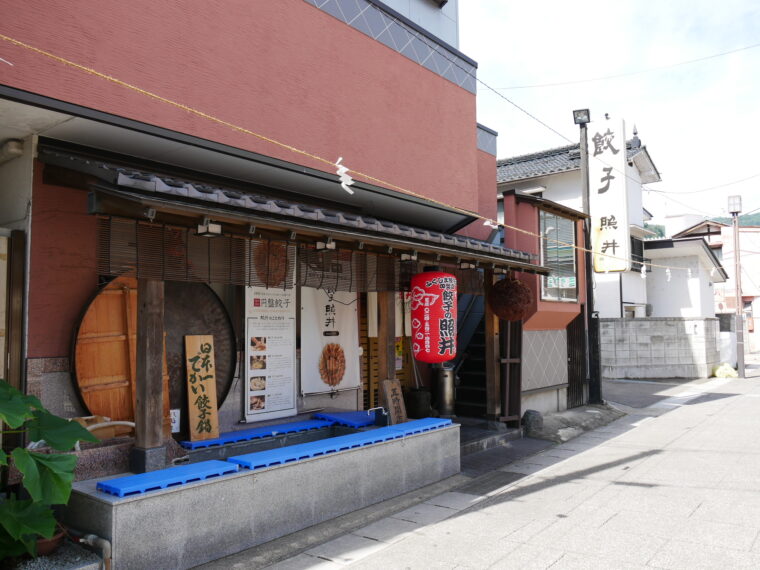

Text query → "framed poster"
[300,287,360,394]
[244,286,297,422]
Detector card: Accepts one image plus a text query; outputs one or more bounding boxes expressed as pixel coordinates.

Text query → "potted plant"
[0,379,98,560]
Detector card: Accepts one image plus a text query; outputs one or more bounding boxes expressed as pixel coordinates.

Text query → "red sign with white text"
[410,272,457,363]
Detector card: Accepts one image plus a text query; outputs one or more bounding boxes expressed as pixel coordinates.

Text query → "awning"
[39,145,548,285]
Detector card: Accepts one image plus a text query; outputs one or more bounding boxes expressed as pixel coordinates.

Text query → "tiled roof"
[497,141,642,184]
[39,147,541,270]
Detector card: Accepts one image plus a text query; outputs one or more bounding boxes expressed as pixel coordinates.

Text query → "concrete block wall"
[600,317,720,379]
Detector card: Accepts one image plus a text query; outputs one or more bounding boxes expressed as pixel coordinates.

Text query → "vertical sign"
[379,379,408,425]
[245,286,297,422]
[588,118,630,272]
[301,287,360,394]
[184,335,219,441]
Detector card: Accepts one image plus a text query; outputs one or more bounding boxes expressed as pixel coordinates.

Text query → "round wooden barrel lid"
[72,277,236,437]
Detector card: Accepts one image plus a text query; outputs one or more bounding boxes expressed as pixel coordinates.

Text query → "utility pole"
[573,109,602,404]
[728,195,745,378]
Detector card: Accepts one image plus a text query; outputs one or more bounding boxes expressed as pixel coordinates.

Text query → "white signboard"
[244,286,298,422]
[588,118,630,272]
[300,287,360,394]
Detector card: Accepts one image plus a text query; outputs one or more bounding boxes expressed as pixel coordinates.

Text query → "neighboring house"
[497,127,728,380]
[499,189,589,415]
[0,1,547,565]
[672,218,760,358]
[496,128,661,319]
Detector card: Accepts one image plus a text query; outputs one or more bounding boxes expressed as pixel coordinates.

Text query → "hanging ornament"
[488,277,533,321]
[640,265,646,279]
[335,157,355,194]
[710,267,716,277]
[666,268,672,282]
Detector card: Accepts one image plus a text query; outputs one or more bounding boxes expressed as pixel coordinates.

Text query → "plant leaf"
[26,409,98,451]
[0,525,33,559]
[12,449,77,505]
[0,496,56,556]
[0,380,44,428]
[0,449,7,466]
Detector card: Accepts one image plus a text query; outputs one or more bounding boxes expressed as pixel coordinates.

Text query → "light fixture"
[289,231,297,240]
[248,224,256,235]
[144,207,156,222]
[401,251,418,261]
[459,262,476,270]
[728,195,742,215]
[316,237,336,251]
[197,216,222,237]
[572,109,590,125]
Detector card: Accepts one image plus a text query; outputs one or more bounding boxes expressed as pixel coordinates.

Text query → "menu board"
[244,286,297,422]
[300,288,360,394]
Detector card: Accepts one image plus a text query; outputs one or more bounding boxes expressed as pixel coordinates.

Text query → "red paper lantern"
[410,271,457,363]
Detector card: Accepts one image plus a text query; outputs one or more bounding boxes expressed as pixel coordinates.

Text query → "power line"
[644,172,760,195]
[0,33,708,275]
[485,41,760,90]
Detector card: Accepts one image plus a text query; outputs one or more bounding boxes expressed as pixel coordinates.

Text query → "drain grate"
[456,471,525,496]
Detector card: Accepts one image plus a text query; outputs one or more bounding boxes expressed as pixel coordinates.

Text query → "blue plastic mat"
[386,417,452,436]
[313,410,376,428]
[228,427,404,471]
[179,419,335,450]
[96,460,239,498]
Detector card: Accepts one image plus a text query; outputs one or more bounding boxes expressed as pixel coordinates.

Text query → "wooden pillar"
[484,269,502,422]
[376,291,396,383]
[130,278,165,473]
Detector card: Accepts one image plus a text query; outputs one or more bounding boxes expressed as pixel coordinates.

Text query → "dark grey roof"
[39,147,543,271]
[497,140,643,184]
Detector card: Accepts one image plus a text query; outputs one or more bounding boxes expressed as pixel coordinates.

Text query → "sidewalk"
[201,365,760,569]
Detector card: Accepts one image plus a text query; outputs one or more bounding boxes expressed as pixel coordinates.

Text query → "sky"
[458,0,760,226]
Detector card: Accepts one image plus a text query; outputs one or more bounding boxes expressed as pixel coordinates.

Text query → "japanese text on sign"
[184,335,219,441]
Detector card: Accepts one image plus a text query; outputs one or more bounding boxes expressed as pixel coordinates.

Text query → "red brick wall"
[1,0,482,216]
[28,162,98,357]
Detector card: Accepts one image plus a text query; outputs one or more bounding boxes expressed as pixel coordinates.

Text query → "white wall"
[381,0,459,47]
[646,255,714,318]
[621,271,647,309]
[511,171,583,213]
[0,135,34,231]
[593,273,622,318]
[625,163,644,228]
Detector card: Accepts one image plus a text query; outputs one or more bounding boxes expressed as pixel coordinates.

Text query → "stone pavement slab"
[263,375,760,569]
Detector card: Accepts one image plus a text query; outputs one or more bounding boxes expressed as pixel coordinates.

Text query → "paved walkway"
[256,365,760,569]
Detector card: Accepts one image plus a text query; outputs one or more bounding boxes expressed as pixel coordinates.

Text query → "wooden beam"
[484,269,502,421]
[134,279,165,450]
[376,291,396,383]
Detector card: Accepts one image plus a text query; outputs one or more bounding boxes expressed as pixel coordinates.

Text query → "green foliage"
[0,497,57,557]
[712,213,760,226]
[0,379,98,560]
[643,223,666,238]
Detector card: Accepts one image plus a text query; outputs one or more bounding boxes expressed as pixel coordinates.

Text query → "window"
[540,210,577,302]
[630,237,644,271]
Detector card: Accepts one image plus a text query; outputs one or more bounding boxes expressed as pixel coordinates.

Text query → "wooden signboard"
[184,335,220,441]
[379,379,408,425]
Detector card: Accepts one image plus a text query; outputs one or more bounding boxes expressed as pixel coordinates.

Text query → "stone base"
[64,425,460,569]
[129,445,166,473]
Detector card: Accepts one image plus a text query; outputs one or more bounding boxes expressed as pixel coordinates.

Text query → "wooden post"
[376,291,396,383]
[130,278,165,473]
[484,269,502,422]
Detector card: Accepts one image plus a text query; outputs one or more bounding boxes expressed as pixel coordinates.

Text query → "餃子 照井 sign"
[588,118,630,273]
